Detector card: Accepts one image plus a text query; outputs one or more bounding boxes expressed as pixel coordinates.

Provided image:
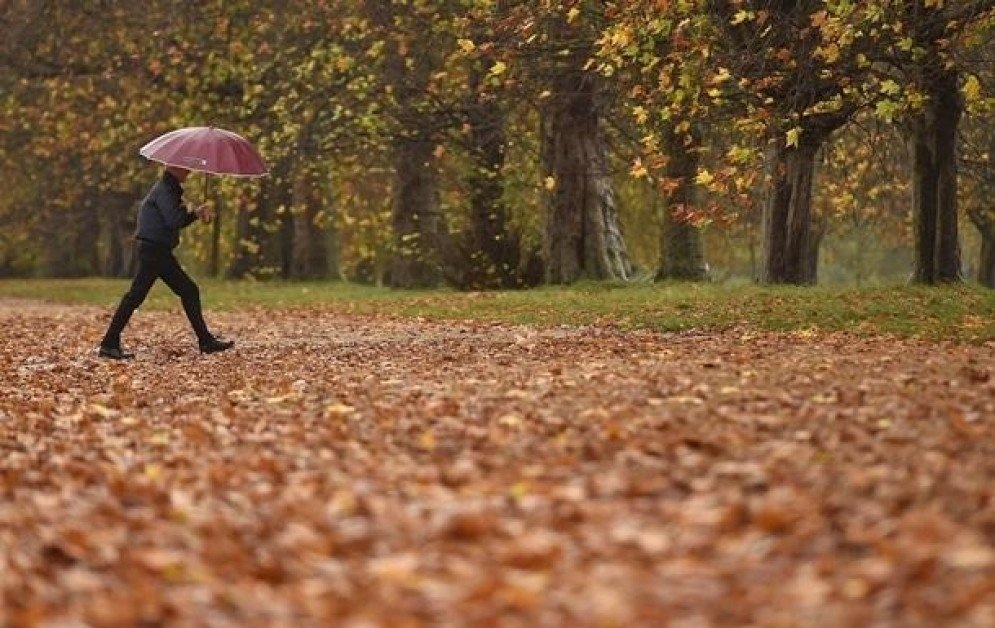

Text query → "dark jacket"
[135,171,196,249]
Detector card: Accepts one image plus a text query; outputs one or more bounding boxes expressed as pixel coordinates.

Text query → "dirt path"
[1,301,993,626]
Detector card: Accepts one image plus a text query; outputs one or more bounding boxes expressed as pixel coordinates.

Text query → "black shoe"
[98,345,134,360]
[199,337,234,354]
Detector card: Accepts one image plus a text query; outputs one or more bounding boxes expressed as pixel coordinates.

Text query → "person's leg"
[156,251,214,344]
[100,245,159,349]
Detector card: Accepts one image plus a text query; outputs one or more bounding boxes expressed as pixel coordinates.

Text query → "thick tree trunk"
[278,207,294,280]
[659,207,707,282]
[366,0,442,288]
[291,169,330,280]
[226,193,263,279]
[99,190,137,278]
[41,191,100,277]
[104,215,126,278]
[542,72,632,284]
[228,158,293,280]
[910,68,963,284]
[806,216,828,285]
[468,96,517,286]
[761,136,822,285]
[656,130,707,281]
[969,209,995,288]
[980,231,995,288]
[390,137,442,288]
[970,131,995,288]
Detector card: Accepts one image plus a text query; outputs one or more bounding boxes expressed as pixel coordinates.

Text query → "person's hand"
[194,203,215,224]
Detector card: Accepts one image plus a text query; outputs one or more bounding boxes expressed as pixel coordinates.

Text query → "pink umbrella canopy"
[139,126,268,177]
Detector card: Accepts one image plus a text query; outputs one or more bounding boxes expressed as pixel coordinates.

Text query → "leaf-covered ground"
[1,299,992,627]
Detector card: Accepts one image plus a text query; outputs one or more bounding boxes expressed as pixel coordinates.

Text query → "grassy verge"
[1,278,992,341]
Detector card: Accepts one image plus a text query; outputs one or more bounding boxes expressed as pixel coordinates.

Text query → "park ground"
[0,281,993,626]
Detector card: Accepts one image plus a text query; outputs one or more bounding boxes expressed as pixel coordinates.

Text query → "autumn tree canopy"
[1,0,993,286]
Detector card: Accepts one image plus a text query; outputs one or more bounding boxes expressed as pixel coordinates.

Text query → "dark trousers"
[101,240,212,347]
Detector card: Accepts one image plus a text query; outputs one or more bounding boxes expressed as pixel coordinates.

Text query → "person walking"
[98,165,234,359]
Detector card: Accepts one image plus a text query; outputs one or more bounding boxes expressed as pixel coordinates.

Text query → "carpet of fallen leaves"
[0,299,993,627]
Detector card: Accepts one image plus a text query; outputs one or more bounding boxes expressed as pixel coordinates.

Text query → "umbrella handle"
[200,175,216,222]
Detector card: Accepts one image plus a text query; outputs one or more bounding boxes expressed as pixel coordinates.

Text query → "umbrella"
[139,126,268,177]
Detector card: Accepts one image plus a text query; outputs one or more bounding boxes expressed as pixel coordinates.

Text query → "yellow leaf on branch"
[786,127,802,148]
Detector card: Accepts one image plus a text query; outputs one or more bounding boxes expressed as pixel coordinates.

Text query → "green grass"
[1,277,993,341]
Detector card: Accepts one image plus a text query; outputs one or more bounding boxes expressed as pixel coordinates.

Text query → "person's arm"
[179,203,198,228]
[155,186,197,230]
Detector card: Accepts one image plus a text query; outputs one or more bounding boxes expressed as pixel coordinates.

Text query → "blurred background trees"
[2,0,992,287]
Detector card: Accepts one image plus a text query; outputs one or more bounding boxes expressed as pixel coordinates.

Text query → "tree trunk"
[388,137,440,288]
[806,216,828,285]
[99,190,137,278]
[468,104,512,281]
[656,129,706,281]
[910,67,962,283]
[291,168,330,280]
[459,61,520,289]
[228,157,293,280]
[969,209,995,288]
[278,206,294,280]
[41,191,100,277]
[542,70,632,284]
[227,194,260,279]
[365,0,442,288]
[104,214,126,278]
[980,230,995,288]
[761,135,822,285]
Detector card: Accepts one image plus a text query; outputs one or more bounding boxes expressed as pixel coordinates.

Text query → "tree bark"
[457,59,521,289]
[468,107,511,277]
[390,136,442,288]
[760,135,823,285]
[99,190,137,278]
[806,216,828,285]
[365,0,443,288]
[226,192,265,280]
[969,208,995,288]
[277,205,294,280]
[291,168,331,280]
[910,67,963,284]
[656,129,707,281]
[40,188,100,277]
[227,175,282,279]
[542,70,632,284]
[980,227,995,288]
